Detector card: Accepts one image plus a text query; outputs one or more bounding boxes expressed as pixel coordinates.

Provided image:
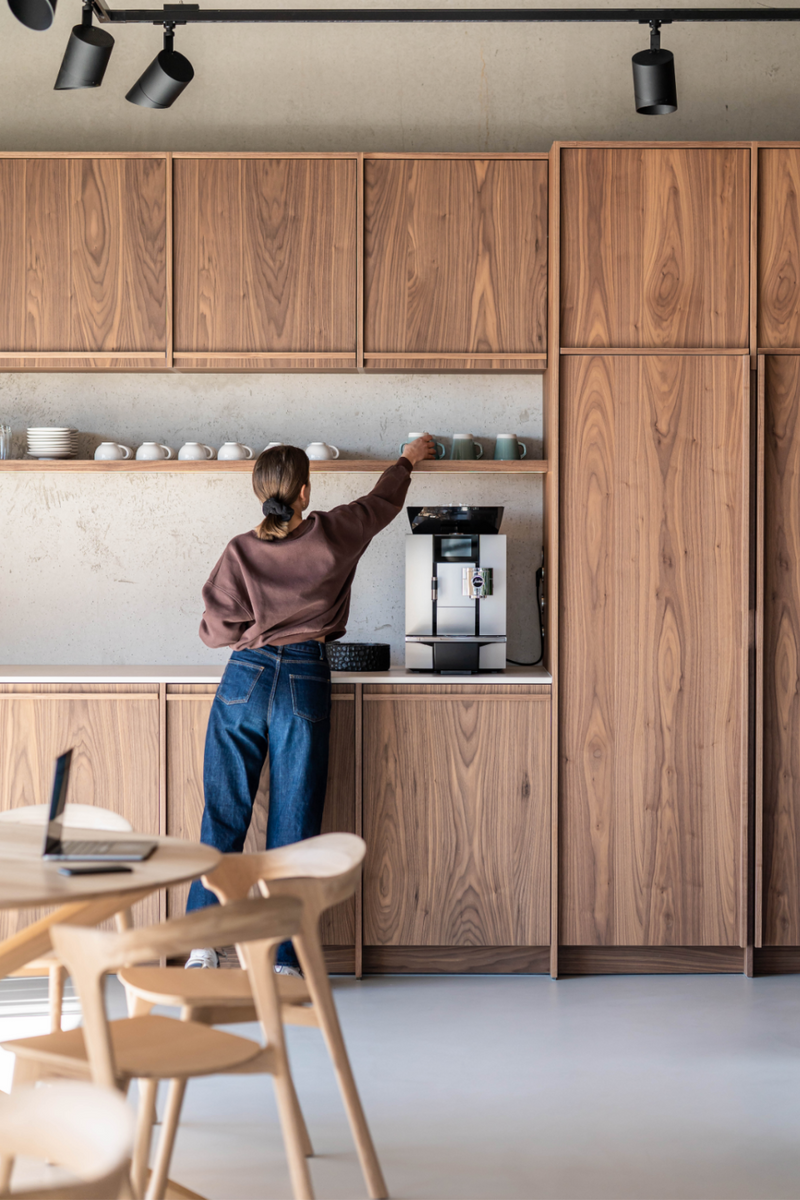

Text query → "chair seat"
[119,965,312,1009]
[3,1013,267,1081]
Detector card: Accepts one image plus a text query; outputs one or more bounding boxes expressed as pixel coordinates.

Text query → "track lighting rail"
[87,4,800,25]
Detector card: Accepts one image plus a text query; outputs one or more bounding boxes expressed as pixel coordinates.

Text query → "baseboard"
[323,946,355,974]
[362,946,550,974]
[558,946,745,974]
[753,947,800,975]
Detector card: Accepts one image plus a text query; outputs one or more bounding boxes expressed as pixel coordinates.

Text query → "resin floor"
[1,971,799,1200]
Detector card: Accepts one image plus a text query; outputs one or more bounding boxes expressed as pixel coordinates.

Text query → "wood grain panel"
[363,695,550,946]
[173,157,357,356]
[558,946,744,974]
[0,697,160,938]
[364,158,547,360]
[560,148,750,349]
[362,946,549,974]
[165,692,356,948]
[762,355,800,944]
[560,355,748,946]
[759,149,800,348]
[0,156,166,358]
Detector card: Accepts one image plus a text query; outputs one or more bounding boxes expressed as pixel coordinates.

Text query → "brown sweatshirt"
[199,457,413,650]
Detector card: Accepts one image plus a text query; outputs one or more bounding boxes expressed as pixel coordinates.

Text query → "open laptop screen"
[43,748,73,856]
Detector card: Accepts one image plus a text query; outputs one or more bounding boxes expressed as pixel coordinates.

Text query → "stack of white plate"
[26,428,78,459]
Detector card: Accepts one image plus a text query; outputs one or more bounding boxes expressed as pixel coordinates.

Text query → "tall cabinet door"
[560,354,749,947]
[761,355,800,944]
[173,155,358,371]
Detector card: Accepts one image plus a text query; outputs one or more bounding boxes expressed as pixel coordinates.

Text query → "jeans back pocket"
[216,660,263,705]
[289,673,331,723]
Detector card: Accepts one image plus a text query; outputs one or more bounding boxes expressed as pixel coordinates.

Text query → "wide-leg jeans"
[186,640,331,968]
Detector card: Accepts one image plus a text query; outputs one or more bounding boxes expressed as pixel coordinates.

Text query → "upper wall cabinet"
[560,147,750,350]
[363,156,548,371]
[0,155,167,370]
[173,155,358,371]
[759,149,800,349]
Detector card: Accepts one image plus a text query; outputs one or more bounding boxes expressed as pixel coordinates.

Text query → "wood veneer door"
[758,149,800,348]
[362,694,550,946]
[0,695,160,936]
[762,355,800,944]
[165,689,356,947]
[173,157,357,368]
[560,148,750,349]
[0,156,167,365]
[559,355,748,946]
[363,158,548,369]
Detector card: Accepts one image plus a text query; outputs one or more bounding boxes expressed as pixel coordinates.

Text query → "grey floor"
[1,971,800,1200]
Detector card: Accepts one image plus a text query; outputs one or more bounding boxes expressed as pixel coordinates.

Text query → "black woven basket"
[326,642,391,672]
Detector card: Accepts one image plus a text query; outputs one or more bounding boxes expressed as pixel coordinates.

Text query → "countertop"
[0,664,552,685]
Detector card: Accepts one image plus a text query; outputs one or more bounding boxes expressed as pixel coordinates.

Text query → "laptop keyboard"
[60,840,116,854]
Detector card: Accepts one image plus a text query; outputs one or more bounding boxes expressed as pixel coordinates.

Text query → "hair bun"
[261,496,294,522]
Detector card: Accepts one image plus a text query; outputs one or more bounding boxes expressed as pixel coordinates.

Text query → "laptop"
[42,749,157,863]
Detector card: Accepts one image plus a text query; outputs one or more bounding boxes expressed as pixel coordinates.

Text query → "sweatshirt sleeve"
[322,457,413,548]
[199,580,255,648]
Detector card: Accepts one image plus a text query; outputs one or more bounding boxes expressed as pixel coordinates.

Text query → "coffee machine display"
[405,506,507,674]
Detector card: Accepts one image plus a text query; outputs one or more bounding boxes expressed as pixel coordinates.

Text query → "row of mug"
[95,440,341,462]
[401,433,528,461]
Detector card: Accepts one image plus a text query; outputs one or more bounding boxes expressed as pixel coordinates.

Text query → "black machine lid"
[407,506,504,535]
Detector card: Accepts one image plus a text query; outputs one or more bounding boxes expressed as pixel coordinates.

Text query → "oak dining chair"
[1,895,314,1200]
[0,1080,134,1199]
[118,833,388,1200]
[0,804,134,1034]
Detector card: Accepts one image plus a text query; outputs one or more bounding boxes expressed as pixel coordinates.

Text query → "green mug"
[494,434,527,461]
[400,433,445,459]
[450,434,484,460]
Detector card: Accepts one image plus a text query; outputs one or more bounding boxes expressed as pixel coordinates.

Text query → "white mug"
[135,442,174,461]
[263,442,283,451]
[178,442,215,461]
[94,442,132,461]
[305,441,340,461]
[217,442,254,461]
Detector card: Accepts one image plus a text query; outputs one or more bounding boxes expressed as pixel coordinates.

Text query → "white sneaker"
[274,964,303,978]
[185,947,219,969]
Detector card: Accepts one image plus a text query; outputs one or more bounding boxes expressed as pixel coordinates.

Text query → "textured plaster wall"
[1,375,543,665]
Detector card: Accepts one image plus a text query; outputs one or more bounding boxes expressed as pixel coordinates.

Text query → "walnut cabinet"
[0,155,168,370]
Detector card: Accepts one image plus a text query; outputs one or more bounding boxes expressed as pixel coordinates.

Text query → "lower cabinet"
[165,683,356,965]
[361,685,551,972]
[0,685,161,937]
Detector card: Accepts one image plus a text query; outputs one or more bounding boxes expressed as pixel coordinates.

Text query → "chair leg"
[272,1068,315,1200]
[297,933,389,1200]
[0,1154,14,1195]
[132,1078,159,1200]
[145,1078,187,1200]
[48,961,67,1034]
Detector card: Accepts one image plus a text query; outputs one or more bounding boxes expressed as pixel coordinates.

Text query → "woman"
[185,433,435,972]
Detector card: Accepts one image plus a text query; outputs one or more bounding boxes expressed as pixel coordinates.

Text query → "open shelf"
[0,458,548,473]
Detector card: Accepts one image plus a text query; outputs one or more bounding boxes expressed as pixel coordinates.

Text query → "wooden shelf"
[0,458,548,474]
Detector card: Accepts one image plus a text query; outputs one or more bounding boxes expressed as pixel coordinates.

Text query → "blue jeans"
[186,641,331,968]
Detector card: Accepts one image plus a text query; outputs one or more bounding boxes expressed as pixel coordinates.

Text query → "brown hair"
[252,444,310,541]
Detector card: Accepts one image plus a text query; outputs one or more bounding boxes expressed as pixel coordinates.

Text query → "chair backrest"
[0,1082,133,1199]
[0,804,132,833]
[202,833,366,924]
[50,894,302,1089]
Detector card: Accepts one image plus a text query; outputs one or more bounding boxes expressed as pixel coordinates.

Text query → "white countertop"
[0,664,552,685]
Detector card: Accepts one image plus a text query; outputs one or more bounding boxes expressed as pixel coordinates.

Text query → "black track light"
[54,4,114,90]
[7,0,56,31]
[125,23,193,109]
[632,19,677,115]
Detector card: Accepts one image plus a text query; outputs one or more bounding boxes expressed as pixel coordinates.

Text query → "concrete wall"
[0,374,543,665]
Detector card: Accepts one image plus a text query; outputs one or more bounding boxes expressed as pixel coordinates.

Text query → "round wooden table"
[0,824,220,977]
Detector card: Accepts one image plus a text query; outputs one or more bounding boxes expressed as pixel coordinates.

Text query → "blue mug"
[400,433,445,459]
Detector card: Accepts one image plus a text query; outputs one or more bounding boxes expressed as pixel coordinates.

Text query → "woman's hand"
[401,433,437,465]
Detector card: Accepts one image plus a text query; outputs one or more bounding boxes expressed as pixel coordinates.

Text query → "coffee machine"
[405,506,507,673]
